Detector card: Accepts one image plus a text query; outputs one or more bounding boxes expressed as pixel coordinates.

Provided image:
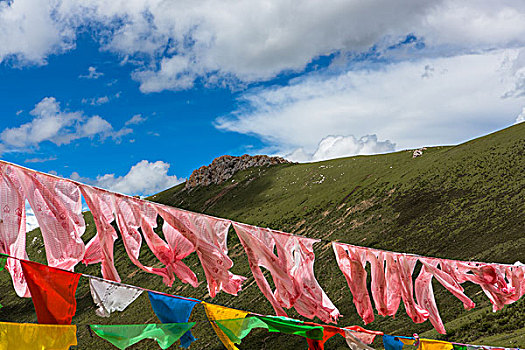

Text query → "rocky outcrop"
[185,154,292,189]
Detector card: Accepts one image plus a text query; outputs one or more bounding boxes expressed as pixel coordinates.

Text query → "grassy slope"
[0,123,523,349]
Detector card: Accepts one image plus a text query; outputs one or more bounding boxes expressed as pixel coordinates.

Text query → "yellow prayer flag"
[400,338,416,346]
[0,321,77,350]
[419,339,454,350]
[202,302,248,350]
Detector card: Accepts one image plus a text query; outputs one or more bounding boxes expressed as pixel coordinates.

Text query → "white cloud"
[516,107,525,124]
[0,0,74,65]
[25,204,39,233]
[79,66,104,79]
[125,114,147,126]
[112,127,133,140]
[24,156,57,163]
[0,97,132,149]
[82,96,110,105]
[2,1,525,91]
[71,160,184,196]
[79,115,112,136]
[82,92,121,105]
[216,49,525,153]
[287,135,395,162]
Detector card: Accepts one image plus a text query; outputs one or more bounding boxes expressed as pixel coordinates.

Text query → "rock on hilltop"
[185,154,292,189]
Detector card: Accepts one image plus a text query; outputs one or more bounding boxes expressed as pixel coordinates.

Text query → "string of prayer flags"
[148,292,200,348]
[90,323,195,350]
[202,302,249,350]
[1,159,525,340]
[1,252,521,350]
[333,241,525,333]
[0,321,77,350]
[20,260,81,324]
[89,278,143,317]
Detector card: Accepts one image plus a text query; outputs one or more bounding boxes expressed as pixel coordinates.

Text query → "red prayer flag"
[305,323,345,350]
[20,260,81,324]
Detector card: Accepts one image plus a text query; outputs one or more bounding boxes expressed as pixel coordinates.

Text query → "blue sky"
[0,35,263,181]
[1,0,524,197]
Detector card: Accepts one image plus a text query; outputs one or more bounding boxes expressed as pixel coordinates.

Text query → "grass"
[0,123,524,349]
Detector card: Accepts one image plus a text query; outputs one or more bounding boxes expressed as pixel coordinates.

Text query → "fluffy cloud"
[0,0,74,65]
[71,160,183,196]
[287,135,395,162]
[125,114,147,126]
[0,97,131,149]
[79,66,103,79]
[217,50,525,153]
[1,1,525,90]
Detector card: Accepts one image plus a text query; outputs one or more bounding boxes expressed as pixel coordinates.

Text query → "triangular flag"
[215,317,268,345]
[148,292,199,348]
[202,302,249,350]
[344,326,382,344]
[255,315,324,340]
[383,335,416,350]
[344,330,376,350]
[452,345,467,350]
[0,321,77,350]
[90,323,195,350]
[89,278,143,317]
[419,339,454,350]
[304,324,345,350]
[20,260,81,324]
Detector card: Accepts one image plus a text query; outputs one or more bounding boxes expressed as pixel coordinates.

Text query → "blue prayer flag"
[148,292,199,348]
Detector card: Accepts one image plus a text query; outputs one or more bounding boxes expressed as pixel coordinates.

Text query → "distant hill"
[1,123,524,349]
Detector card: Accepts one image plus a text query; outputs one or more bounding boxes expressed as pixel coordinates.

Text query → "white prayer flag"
[89,278,143,317]
[344,330,376,350]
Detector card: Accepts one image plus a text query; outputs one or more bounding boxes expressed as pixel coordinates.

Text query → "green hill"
[1,123,524,349]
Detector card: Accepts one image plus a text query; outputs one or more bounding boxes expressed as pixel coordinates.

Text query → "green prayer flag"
[215,317,268,344]
[256,315,324,340]
[0,253,8,271]
[452,345,468,350]
[90,323,196,350]
[215,315,324,345]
